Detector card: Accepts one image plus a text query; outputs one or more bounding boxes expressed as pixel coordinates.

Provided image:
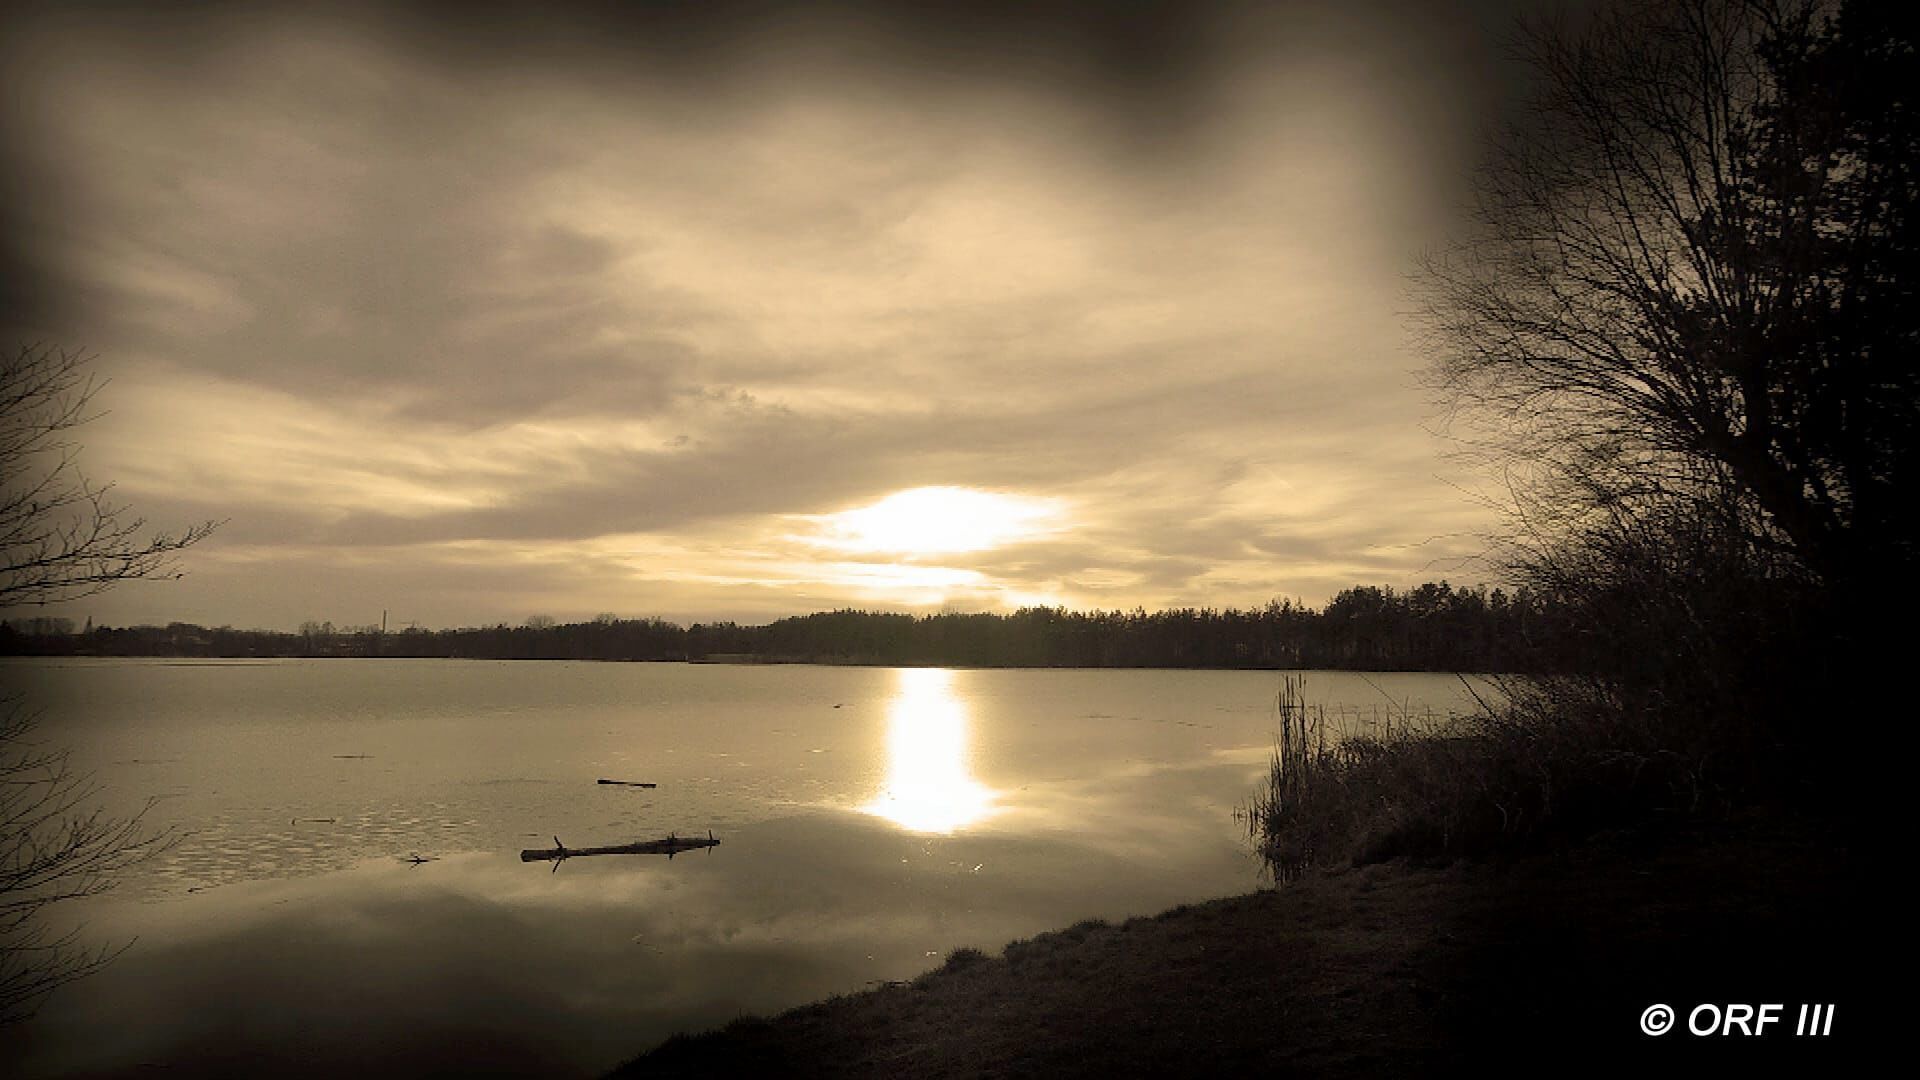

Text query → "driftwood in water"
[519,831,717,863]
[596,779,657,788]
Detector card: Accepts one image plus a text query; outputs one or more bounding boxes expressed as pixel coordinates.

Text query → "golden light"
[804,486,1062,556]
[862,667,998,833]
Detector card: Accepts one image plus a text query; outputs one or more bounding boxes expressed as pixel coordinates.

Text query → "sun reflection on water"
[862,667,997,833]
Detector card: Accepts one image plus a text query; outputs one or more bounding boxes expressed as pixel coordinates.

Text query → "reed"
[1247,672,1724,879]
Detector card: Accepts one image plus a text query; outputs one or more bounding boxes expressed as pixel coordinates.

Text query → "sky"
[2,0,1542,631]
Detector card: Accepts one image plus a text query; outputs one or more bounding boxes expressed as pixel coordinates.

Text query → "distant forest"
[2,582,1564,672]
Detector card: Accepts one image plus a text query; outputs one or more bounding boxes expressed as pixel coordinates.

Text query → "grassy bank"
[617,816,1854,1077]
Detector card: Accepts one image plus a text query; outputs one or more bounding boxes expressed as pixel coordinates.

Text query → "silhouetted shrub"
[943,947,988,972]
[1248,523,1815,879]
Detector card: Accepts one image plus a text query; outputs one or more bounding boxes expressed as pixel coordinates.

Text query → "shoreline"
[1,652,1508,676]
[617,815,1855,1076]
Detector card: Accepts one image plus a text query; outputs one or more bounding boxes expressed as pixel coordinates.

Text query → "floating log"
[519,831,717,863]
[596,779,657,788]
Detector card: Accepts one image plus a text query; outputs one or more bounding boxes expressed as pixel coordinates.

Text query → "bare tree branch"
[2,344,222,609]
[2,343,211,1022]
[1418,0,1917,590]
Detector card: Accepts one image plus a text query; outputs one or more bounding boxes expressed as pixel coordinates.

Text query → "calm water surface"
[1,659,1486,1077]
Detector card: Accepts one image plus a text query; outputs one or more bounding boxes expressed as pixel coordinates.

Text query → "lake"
[1,659,1488,1077]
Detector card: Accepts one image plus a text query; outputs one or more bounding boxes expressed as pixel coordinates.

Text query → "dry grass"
[1248,674,1722,877]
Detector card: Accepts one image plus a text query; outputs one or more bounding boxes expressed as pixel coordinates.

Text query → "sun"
[806,486,1062,556]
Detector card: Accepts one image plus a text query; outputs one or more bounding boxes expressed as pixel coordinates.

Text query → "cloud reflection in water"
[862,668,998,833]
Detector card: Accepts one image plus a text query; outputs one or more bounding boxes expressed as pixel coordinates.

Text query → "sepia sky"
[2,0,1545,631]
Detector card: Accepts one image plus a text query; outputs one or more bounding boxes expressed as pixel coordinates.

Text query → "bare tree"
[2,343,216,1021]
[3,343,219,607]
[1421,0,1917,593]
[0,701,173,1023]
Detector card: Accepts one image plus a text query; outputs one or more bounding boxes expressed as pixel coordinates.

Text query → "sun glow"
[862,668,998,834]
[804,487,1062,556]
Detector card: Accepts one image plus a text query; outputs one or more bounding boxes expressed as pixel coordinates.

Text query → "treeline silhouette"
[1,582,1561,672]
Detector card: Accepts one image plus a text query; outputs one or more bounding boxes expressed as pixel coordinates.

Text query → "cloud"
[3,1,1523,629]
